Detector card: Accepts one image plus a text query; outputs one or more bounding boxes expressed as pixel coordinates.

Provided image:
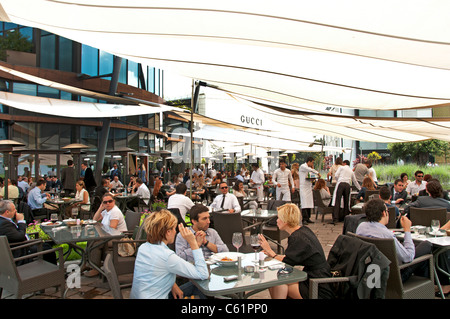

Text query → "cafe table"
[46,197,82,218]
[114,193,139,212]
[394,228,450,299]
[41,221,124,277]
[241,209,278,233]
[191,253,307,299]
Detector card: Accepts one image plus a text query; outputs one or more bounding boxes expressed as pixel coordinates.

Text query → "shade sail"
[2,0,450,114]
[0,91,175,118]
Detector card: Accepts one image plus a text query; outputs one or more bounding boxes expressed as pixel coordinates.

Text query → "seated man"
[379,186,400,220]
[404,179,450,217]
[390,179,408,205]
[128,178,151,210]
[356,198,432,282]
[27,179,51,219]
[210,182,241,214]
[0,200,56,265]
[175,204,228,262]
[167,183,195,222]
[110,175,124,191]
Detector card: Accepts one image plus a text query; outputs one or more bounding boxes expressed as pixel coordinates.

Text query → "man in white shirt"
[133,178,151,206]
[110,175,124,190]
[249,163,265,202]
[299,157,321,224]
[210,182,241,213]
[167,183,195,221]
[331,160,361,225]
[405,170,427,196]
[272,159,295,201]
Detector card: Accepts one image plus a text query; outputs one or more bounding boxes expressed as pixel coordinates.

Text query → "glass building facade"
[0,23,165,179]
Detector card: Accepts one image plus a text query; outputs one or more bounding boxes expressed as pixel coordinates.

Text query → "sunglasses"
[103,200,114,204]
[417,175,424,178]
[277,266,294,276]
[220,186,228,189]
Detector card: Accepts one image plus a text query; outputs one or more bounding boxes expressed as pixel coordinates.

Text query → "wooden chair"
[409,207,447,227]
[313,189,334,222]
[349,233,435,299]
[0,236,65,299]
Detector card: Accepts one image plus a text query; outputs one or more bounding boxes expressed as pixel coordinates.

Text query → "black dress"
[282,226,335,299]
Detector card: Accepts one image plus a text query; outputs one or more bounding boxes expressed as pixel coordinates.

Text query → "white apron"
[299,163,317,209]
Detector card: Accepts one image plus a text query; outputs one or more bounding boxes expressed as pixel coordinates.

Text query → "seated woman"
[67,180,90,218]
[259,204,335,299]
[127,175,137,193]
[130,209,209,299]
[233,180,257,210]
[356,177,376,203]
[192,176,206,202]
[84,193,127,277]
[400,173,411,189]
[313,178,331,207]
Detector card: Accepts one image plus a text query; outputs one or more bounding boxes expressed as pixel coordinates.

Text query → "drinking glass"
[50,213,58,225]
[232,232,243,253]
[431,220,440,237]
[250,234,260,262]
[71,207,79,219]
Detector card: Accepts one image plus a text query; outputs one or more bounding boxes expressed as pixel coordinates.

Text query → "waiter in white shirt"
[299,157,320,224]
[272,159,295,201]
[249,163,265,202]
[211,182,241,213]
[332,160,361,224]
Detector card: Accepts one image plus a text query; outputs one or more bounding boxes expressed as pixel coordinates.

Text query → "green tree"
[388,140,450,165]
[0,30,34,61]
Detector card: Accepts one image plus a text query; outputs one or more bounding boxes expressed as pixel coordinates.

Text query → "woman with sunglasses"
[84,193,128,277]
[258,203,334,299]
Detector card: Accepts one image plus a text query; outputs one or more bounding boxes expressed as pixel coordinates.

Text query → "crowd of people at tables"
[1,156,450,299]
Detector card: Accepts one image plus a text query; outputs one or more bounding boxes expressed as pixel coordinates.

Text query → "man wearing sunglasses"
[210,182,241,213]
[405,170,427,196]
[85,193,128,277]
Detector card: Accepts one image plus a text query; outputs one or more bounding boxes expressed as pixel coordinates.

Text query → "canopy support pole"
[189,80,204,197]
[95,55,122,184]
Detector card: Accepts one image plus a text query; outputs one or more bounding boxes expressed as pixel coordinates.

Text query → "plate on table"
[41,221,63,227]
[83,219,97,225]
[428,230,445,237]
[211,252,245,267]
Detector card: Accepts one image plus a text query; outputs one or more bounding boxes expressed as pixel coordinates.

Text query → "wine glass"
[50,213,58,225]
[232,232,243,253]
[250,234,260,263]
[431,220,440,238]
[71,207,79,220]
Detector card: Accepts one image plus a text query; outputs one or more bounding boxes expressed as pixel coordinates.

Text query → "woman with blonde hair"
[259,203,334,299]
[130,209,208,299]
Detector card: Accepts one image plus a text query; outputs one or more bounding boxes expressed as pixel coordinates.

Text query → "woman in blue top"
[130,209,209,299]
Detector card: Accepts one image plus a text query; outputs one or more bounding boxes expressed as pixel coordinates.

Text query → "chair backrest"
[364,190,380,202]
[342,214,367,235]
[167,208,187,228]
[409,207,447,227]
[125,210,141,233]
[237,197,244,211]
[0,236,20,286]
[267,200,290,211]
[313,189,326,208]
[211,211,246,248]
[103,253,123,299]
[350,233,403,299]
[386,206,397,229]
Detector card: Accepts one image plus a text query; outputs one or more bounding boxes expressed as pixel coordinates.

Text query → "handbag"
[117,237,136,257]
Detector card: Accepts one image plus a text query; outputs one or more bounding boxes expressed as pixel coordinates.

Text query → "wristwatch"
[204,241,209,247]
